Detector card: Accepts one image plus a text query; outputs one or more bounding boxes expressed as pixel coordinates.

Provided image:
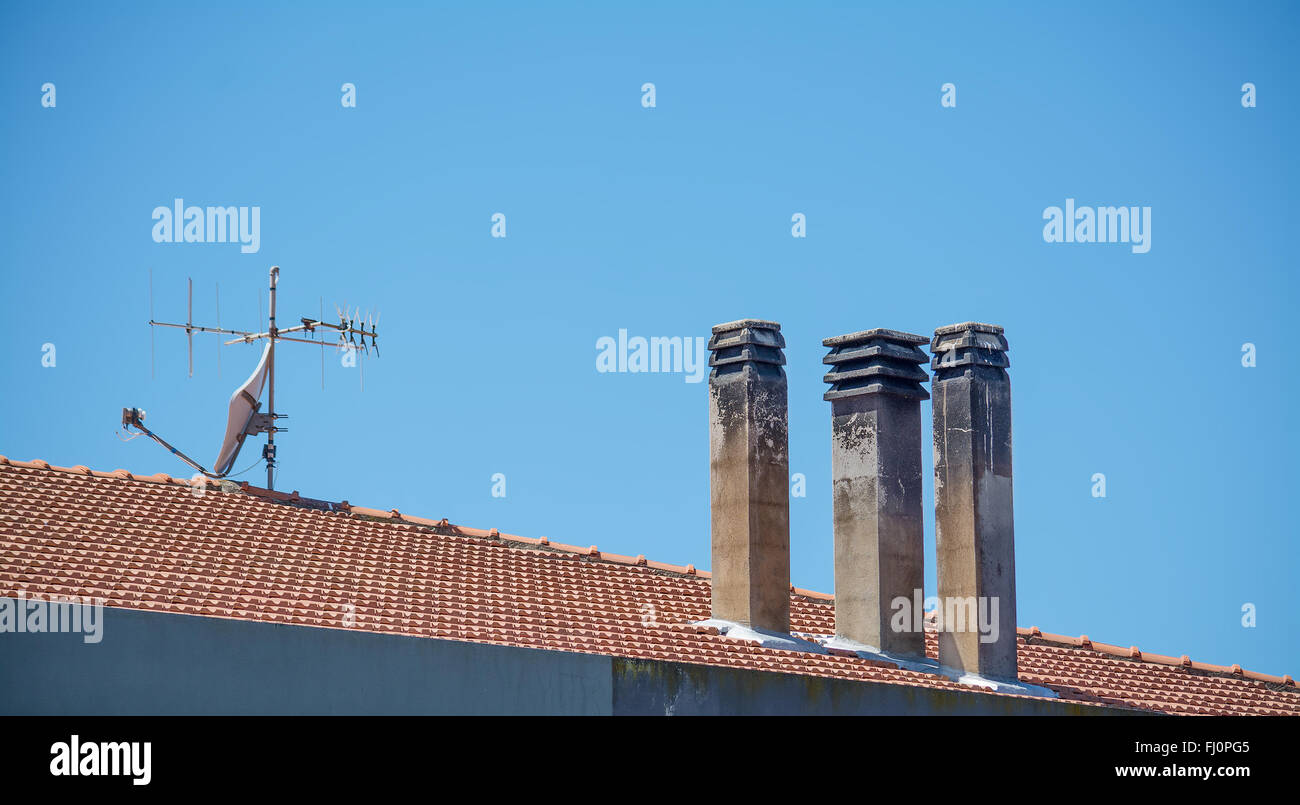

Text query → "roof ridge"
[0,454,717,580]
[0,453,1290,687]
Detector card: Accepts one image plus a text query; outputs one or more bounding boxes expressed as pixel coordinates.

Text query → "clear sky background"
[3,2,1296,676]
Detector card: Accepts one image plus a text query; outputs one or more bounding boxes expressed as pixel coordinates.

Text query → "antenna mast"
[266,265,278,489]
[124,265,381,491]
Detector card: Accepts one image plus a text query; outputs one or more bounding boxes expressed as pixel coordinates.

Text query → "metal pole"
[266,265,279,489]
[187,278,194,378]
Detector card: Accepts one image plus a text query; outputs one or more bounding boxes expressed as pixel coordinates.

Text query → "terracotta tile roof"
[1,456,1296,715]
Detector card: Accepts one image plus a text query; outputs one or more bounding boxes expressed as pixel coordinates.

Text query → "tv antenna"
[121,265,381,490]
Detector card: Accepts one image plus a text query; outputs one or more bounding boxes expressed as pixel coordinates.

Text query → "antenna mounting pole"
[264,266,279,489]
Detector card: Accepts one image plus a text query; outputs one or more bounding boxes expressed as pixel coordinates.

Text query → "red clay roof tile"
[0,456,1297,715]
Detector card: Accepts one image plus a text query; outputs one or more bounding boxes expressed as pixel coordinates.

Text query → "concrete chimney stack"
[929,322,1017,680]
[822,329,930,656]
[707,319,790,633]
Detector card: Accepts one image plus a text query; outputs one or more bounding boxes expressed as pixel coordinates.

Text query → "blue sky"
[2,2,1296,676]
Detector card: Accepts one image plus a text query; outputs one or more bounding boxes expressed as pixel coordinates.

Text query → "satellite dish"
[213,343,271,476]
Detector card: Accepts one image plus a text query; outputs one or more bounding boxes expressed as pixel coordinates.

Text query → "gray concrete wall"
[611,657,1134,716]
[0,603,1137,715]
[0,604,611,715]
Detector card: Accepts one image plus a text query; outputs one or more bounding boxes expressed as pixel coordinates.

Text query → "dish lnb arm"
[120,407,225,479]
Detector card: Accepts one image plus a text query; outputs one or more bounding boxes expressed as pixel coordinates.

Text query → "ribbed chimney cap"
[822,328,929,348]
[933,321,1004,337]
[931,322,1009,356]
[711,319,781,335]
[823,327,930,401]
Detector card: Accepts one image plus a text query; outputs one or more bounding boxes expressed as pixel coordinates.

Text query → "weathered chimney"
[930,322,1017,680]
[822,329,930,656]
[707,319,790,633]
